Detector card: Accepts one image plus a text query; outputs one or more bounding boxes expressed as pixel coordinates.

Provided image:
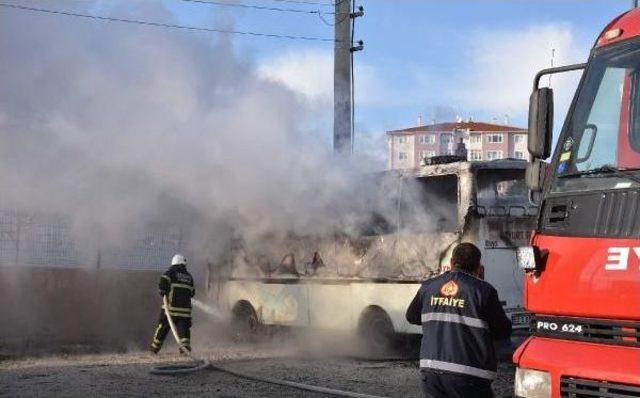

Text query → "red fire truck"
[514,8,640,398]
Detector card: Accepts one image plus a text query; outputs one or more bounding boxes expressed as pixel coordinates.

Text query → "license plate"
[535,320,586,336]
[512,313,531,326]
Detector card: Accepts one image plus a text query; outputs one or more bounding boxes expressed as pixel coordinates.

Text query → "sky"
[5,0,635,159]
[158,0,632,155]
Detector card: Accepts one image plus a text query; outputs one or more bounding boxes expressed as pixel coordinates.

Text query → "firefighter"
[150,254,195,354]
[405,243,511,398]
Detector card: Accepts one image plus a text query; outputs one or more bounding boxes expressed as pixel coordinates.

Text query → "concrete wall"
[0,266,162,355]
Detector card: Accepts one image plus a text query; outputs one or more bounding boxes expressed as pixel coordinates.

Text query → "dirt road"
[1,343,515,397]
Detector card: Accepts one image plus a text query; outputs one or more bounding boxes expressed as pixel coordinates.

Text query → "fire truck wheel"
[231,300,259,342]
[357,306,396,355]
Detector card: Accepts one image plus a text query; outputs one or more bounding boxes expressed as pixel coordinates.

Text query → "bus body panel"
[307,283,356,330]
[526,234,640,320]
[222,279,310,327]
[217,210,532,334]
[221,279,422,333]
[212,161,534,336]
[477,217,530,322]
[515,337,640,397]
[349,282,422,334]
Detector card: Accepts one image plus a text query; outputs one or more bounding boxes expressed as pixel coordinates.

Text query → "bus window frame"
[398,172,461,234]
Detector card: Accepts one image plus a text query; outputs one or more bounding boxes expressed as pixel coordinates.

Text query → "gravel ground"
[0,342,516,397]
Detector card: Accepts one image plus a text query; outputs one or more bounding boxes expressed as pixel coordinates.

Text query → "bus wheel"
[358,306,396,355]
[231,300,259,342]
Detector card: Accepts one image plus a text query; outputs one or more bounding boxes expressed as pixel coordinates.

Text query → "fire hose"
[149,296,210,375]
[149,297,387,398]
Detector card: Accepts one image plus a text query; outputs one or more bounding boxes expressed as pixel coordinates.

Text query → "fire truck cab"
[515,8,640,398]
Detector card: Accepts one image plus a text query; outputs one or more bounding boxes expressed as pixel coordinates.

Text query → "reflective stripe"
[161,275,171,282]
[152,324,163,340]
[421,312,488,329]
[166,281,193,315]
[419,359,497,380]
[162,305,191,313]
[167,284,192,307]
[171,283,194,290]
[169,312,192,318]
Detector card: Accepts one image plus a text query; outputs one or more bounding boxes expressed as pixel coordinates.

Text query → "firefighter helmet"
[171,254,187,266]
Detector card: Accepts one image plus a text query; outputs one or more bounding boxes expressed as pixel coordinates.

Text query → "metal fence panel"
[0,210,185,270]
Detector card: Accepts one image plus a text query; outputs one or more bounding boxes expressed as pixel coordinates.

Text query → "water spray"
[191,298,228,322]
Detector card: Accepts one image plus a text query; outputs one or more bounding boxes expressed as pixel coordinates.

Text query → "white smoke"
[0,1,382,268]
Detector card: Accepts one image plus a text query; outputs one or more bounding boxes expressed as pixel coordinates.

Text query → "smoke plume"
[0,1,386,269]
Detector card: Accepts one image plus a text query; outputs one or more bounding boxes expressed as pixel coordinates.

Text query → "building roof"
[387,121,526,135]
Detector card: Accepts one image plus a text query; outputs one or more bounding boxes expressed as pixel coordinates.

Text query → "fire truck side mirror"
[526,159,548,192]
[528,87,554,159]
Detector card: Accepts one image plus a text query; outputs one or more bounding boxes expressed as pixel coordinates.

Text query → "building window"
[428,135,436,144]
[514,151,525,159]
[418,134,435,144]
[487,134,503,143]
[486,150,503,160]
[470,134,482,144]
[398,152,408,160]
[440,134,452,144]
[514,134,525,143]
[470,150,482,160]
[397,136,407,144]
[419,150,436,160]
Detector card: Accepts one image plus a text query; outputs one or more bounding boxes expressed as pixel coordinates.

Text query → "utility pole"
[333,1,363,155]
[333,0,352,155]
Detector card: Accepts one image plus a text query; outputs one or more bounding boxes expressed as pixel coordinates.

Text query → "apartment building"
[387,120,528,169]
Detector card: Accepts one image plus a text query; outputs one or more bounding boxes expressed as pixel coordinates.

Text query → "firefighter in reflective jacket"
[405,243,511,398]
[150,254,195,354]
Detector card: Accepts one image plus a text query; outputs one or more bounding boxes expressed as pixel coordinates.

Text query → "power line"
[0,2,341,42]
[181,0,336,15]
[270,0,334,6]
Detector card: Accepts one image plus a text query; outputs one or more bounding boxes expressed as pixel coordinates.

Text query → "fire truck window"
[574,67,625,171]
[399,175,458,233]
[553,44,640,193]
[630,70,640,152]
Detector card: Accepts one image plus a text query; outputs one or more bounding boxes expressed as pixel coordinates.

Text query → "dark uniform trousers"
[151,311,192,352]
[420,369,494,398]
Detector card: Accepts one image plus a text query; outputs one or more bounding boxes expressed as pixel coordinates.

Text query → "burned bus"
[207,159,535,350]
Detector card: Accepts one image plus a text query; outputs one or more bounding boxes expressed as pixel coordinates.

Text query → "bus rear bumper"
[513,336,640,398]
